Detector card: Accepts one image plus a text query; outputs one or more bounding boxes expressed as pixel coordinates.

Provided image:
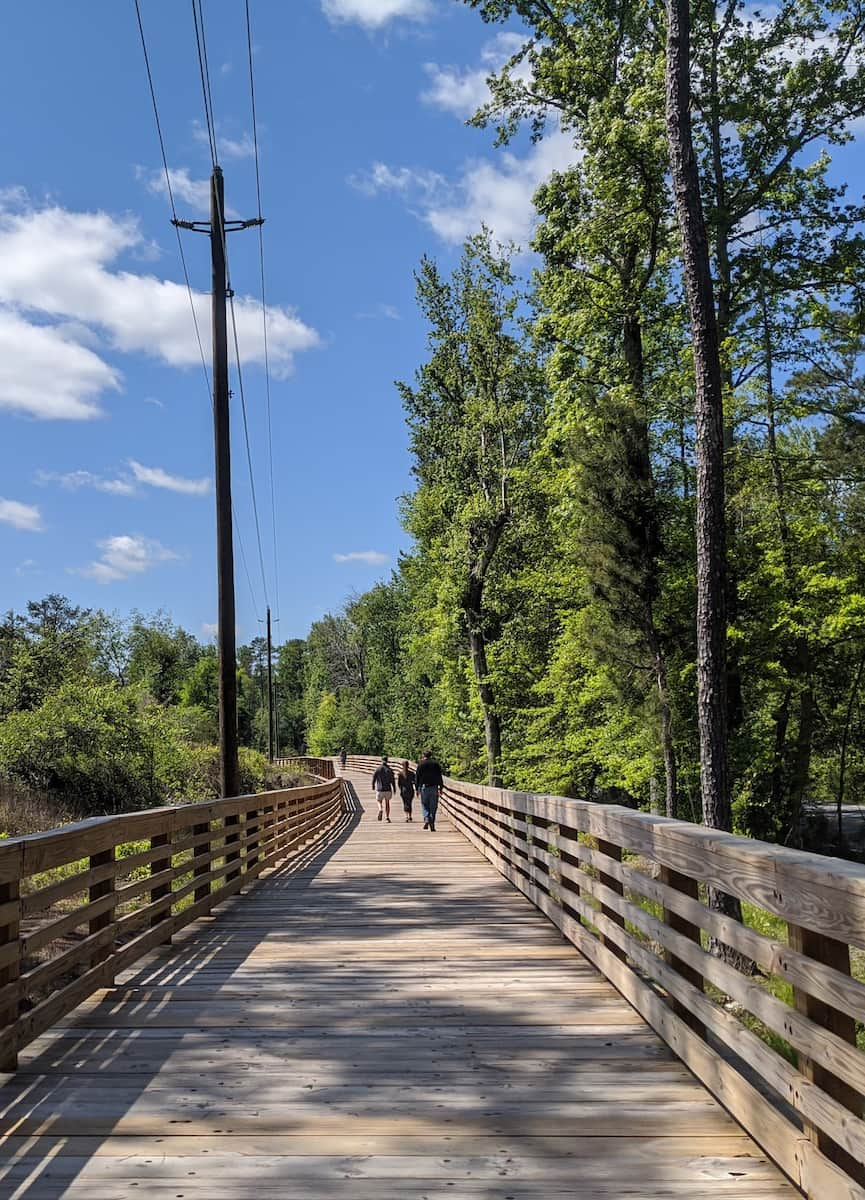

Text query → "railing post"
[0,877,21,1073]
[658,866,705,1036]
[788,923,865,1186]
[247,805,260,871]
[524,812,536,888]
[89,846,116,984]
[193,822,211,904]
[225,814,241,881]
[596,839,627,962]
[150,831,172,945]
[547,822,561,907]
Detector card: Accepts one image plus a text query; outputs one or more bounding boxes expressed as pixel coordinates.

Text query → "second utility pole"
[266,605,274,763]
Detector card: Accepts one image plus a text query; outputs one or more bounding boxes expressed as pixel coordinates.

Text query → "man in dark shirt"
[414,750,443,832]
[371,755,395,822]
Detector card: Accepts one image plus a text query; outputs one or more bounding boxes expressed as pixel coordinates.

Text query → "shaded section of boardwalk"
[0,767,796,1198]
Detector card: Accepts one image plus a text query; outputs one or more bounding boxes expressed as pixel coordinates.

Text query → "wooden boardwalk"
[0,765,797,1199]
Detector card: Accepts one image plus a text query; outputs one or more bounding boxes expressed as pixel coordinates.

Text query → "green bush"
[0,680,269,817]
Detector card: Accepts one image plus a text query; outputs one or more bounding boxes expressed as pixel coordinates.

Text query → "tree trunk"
[464,516,508,788]
[665,0,751,966]
[789,681,814,847]
[622,313,679,820]
[466,613,503,788]
[837,650,865,849]
[652,634,679,819]
[665,0,730,834]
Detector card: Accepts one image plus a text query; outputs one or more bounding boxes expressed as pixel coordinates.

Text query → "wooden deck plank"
[0,765,798,1198]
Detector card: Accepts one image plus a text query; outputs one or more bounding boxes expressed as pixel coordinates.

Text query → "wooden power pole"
[266,605,275,763]
[210,166,240,799]
[174,165,262,799]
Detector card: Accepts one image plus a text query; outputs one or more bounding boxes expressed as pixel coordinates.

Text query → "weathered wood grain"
[0,763,799,1200]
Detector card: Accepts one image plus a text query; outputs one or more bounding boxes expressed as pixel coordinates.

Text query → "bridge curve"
[0,758,861,1197]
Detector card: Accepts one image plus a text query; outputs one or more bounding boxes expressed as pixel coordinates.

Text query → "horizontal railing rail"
[435,774,865,1200]
[0,777,346,1073]
[273,756,336,780]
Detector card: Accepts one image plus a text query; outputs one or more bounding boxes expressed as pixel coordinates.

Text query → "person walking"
[398,760,415,822]
[414,749,443,832]
[339,746,347,770]
[371,755,395,823]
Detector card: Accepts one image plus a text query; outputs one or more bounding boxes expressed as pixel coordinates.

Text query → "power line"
[191,0,217,166]
[133,0,262,625]
[134,0,210,392]
[229,293,270,609]
[188,0,270,614]
[245,0,281,624]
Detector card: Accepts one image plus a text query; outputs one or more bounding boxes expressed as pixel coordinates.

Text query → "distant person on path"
[372,755,395,823]
[415,750,443,832]
[398,760,415,822]
[339,747,347,770]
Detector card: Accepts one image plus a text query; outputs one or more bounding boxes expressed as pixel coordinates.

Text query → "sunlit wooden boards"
[0,765,797,1199]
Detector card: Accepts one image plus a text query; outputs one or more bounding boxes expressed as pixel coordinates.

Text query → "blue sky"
[0,0,566,644]
[0,1,861,646]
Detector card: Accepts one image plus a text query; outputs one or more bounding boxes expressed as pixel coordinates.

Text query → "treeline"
[0,595,304,825]
[304,0,865,851]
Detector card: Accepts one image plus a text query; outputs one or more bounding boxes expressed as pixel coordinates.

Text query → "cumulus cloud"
[37,469,137,496]
[352,126,576,248]
[192,121,256,162]
[0,195,321,420]
[333,550,389,565]
[322,0,433,29]
[349,162,445,198]
[220,133,256,160]
[73,534,178,584]
[422,32,529,118]
[128,459,210,496]
[0,308,118,420]
[356,302,401,321]
[139,166,213,216]
[0,498,43,532]
[37,461,210,497]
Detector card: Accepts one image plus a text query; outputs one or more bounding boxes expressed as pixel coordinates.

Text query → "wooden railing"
[0,777,345,1073]
[436,775,865,1200]
[274,756,336,780]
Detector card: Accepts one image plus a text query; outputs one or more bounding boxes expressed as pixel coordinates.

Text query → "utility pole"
[210,166,240,799]
[173,166,262,799]
[266,605,275,763]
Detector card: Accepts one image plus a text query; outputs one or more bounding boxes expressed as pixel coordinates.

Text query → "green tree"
[399,231,546,785]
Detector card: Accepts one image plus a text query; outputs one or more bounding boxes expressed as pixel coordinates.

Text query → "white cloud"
[192,122,255,162]
[322,0,433,29]
[73,534,178,584]
[15,558,40,576]
[356,302,401,321]
[128,459,210,496]
[352,126,576,248]
[220,133,256,160]
[0,308,118,420]
[333,549,389,565]
[201,621,218,638]
[0,197,321,418]
[349,162,445,198]
[36,469,137,496]
[140,166,212,215]
[422,32,528,118]
[0,498,43,532]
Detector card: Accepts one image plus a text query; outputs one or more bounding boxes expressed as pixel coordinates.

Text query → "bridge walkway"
[0,764,796,1198]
